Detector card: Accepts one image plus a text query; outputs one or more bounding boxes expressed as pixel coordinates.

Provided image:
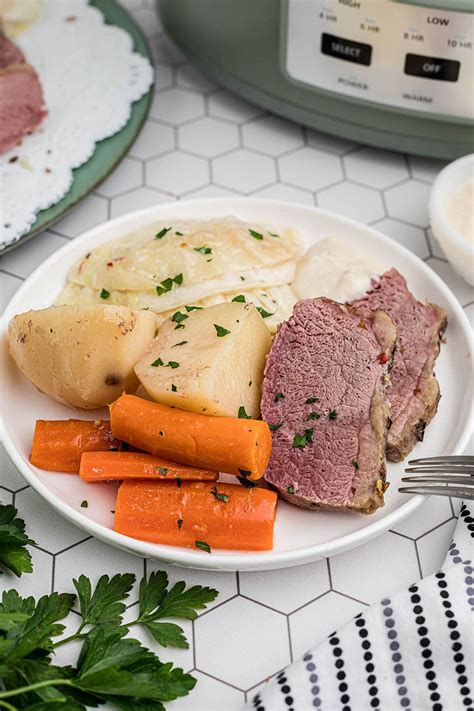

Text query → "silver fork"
[399,456,474,500]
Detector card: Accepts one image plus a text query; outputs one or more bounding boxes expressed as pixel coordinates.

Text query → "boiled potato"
[134,302,271,418]
[8,305,156,409]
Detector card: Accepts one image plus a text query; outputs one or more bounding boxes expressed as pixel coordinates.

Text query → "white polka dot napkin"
[247,503,473,711]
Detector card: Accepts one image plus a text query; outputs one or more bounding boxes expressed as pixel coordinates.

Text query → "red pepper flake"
[413,387,421,396]
[107,261,114,267]
[65,15,77,21]
[377,352,389,364]
[8,156,18,163]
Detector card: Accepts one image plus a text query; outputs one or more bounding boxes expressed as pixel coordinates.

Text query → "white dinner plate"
[1,198,472,571]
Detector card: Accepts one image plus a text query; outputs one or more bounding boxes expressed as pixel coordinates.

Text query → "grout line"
[415,516,456,541]
[414,540,423,578]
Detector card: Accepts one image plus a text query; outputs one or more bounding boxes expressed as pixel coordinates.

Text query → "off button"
[404,53,460,82]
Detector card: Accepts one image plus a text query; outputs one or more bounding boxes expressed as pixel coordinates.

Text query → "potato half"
[134,301,272,418]
[8,305,156,409]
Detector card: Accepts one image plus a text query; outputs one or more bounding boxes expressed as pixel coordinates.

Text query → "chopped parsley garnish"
[287,485,295,494]
[176,477,182,488]
[249,229,263,240]
[173,340,188,347]
[269,232,280,238]
[269,423,283,431]
[156,273,183,295]
[195,540,211,553]
[237,476,257,489]
[274,392,284,402]
[328,410,338,420]
[352,460,360,470]
[185,305,202,312]
[306,411,321,421]
[305,397,319,404]
[172,311,189,324]
[194,246,212,255]
[80,500,88,508]
[177,518,183,528]
[240,275,245,281]
[175,231,183,236]
[155,466,169,476]
[171,384,177,392]
[292,428,314,449]
[175,324,185,330]
[232,294,246,303]
[100,288,110,299]
[238,406,251,419]
[210,486,229,503]
[256,307,274,319]
[238,468,252,478]
[155,226,172,239]
[214,324,231,337]
[167,361,180,369]
[151,357,164,367]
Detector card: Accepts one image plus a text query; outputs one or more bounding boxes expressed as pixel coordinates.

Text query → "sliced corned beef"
[0,61,47,154]
[261,297,396,514]
[352,268,447,462]
[0,35,25,68]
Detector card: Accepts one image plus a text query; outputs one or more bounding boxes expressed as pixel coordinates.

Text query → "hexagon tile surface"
[0,2,472,709]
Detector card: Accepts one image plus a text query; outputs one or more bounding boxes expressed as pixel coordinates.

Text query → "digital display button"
[404,53,460,82]
[321,33,372,66]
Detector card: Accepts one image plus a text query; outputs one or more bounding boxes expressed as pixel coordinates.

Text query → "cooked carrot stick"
[114,479,277,551]
[79,451,218,482]
[30,419,121,472]
[109,394,272,480]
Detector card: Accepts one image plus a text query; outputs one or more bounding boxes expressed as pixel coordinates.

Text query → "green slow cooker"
[159,0,474,159]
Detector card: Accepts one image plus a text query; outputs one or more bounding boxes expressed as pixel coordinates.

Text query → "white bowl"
[429,154,474,286]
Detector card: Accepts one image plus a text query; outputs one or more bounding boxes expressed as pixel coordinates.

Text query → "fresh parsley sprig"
[0,504,35,577]
[0,571,218,709]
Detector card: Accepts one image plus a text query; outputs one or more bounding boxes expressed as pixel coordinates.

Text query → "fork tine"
[408,456,474,465]
[399,486,474,500]
[402,475,473,485]
[406,467,474,474]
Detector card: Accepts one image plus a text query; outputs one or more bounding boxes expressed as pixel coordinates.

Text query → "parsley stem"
[0,701,17,710]
[0,678,73,699]
[52,621,87,648]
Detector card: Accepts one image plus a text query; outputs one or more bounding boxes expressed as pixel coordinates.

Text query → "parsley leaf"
[195,541,211,554]
[305,397,319,404]
[151,358,164,367]
[256,307,274,319]
[100,288,110,300]
[269,423,283,431]
[237,476,258,489]
[328,410,338,420]
[210,486,229,503]
[0,504,35,576]
[171,311,188,325]
[171,384,177,392]
[292,428,314,449]
[167,361,180,369]
[231,294,246,303]
[172,341,187,347]
[249,229,263,240]
[155,227,172,239]
[194,246,212,255]
[238,406,251,419]
[306,411,321,421]
[184,305,201,312]
[214,324,230,337]
[274,392,284,402]
[74,573,135,627]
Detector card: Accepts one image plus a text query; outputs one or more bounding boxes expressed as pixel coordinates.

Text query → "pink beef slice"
[261,297,396,514]
[0,36,25,68]
[0,62,47,154]
[352,268,447,462]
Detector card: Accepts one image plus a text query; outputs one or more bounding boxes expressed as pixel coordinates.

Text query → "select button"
[321,33,372,66]
[404,53,460,82]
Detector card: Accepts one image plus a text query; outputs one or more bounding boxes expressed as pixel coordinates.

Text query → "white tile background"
[0,1,473,709]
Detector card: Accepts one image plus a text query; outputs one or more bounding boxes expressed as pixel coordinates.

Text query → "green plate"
[1,0,154,255]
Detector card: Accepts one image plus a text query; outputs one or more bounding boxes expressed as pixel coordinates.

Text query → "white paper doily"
[0,0,154,249]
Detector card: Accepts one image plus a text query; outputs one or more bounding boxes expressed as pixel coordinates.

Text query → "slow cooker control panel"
[285,0,473,119]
